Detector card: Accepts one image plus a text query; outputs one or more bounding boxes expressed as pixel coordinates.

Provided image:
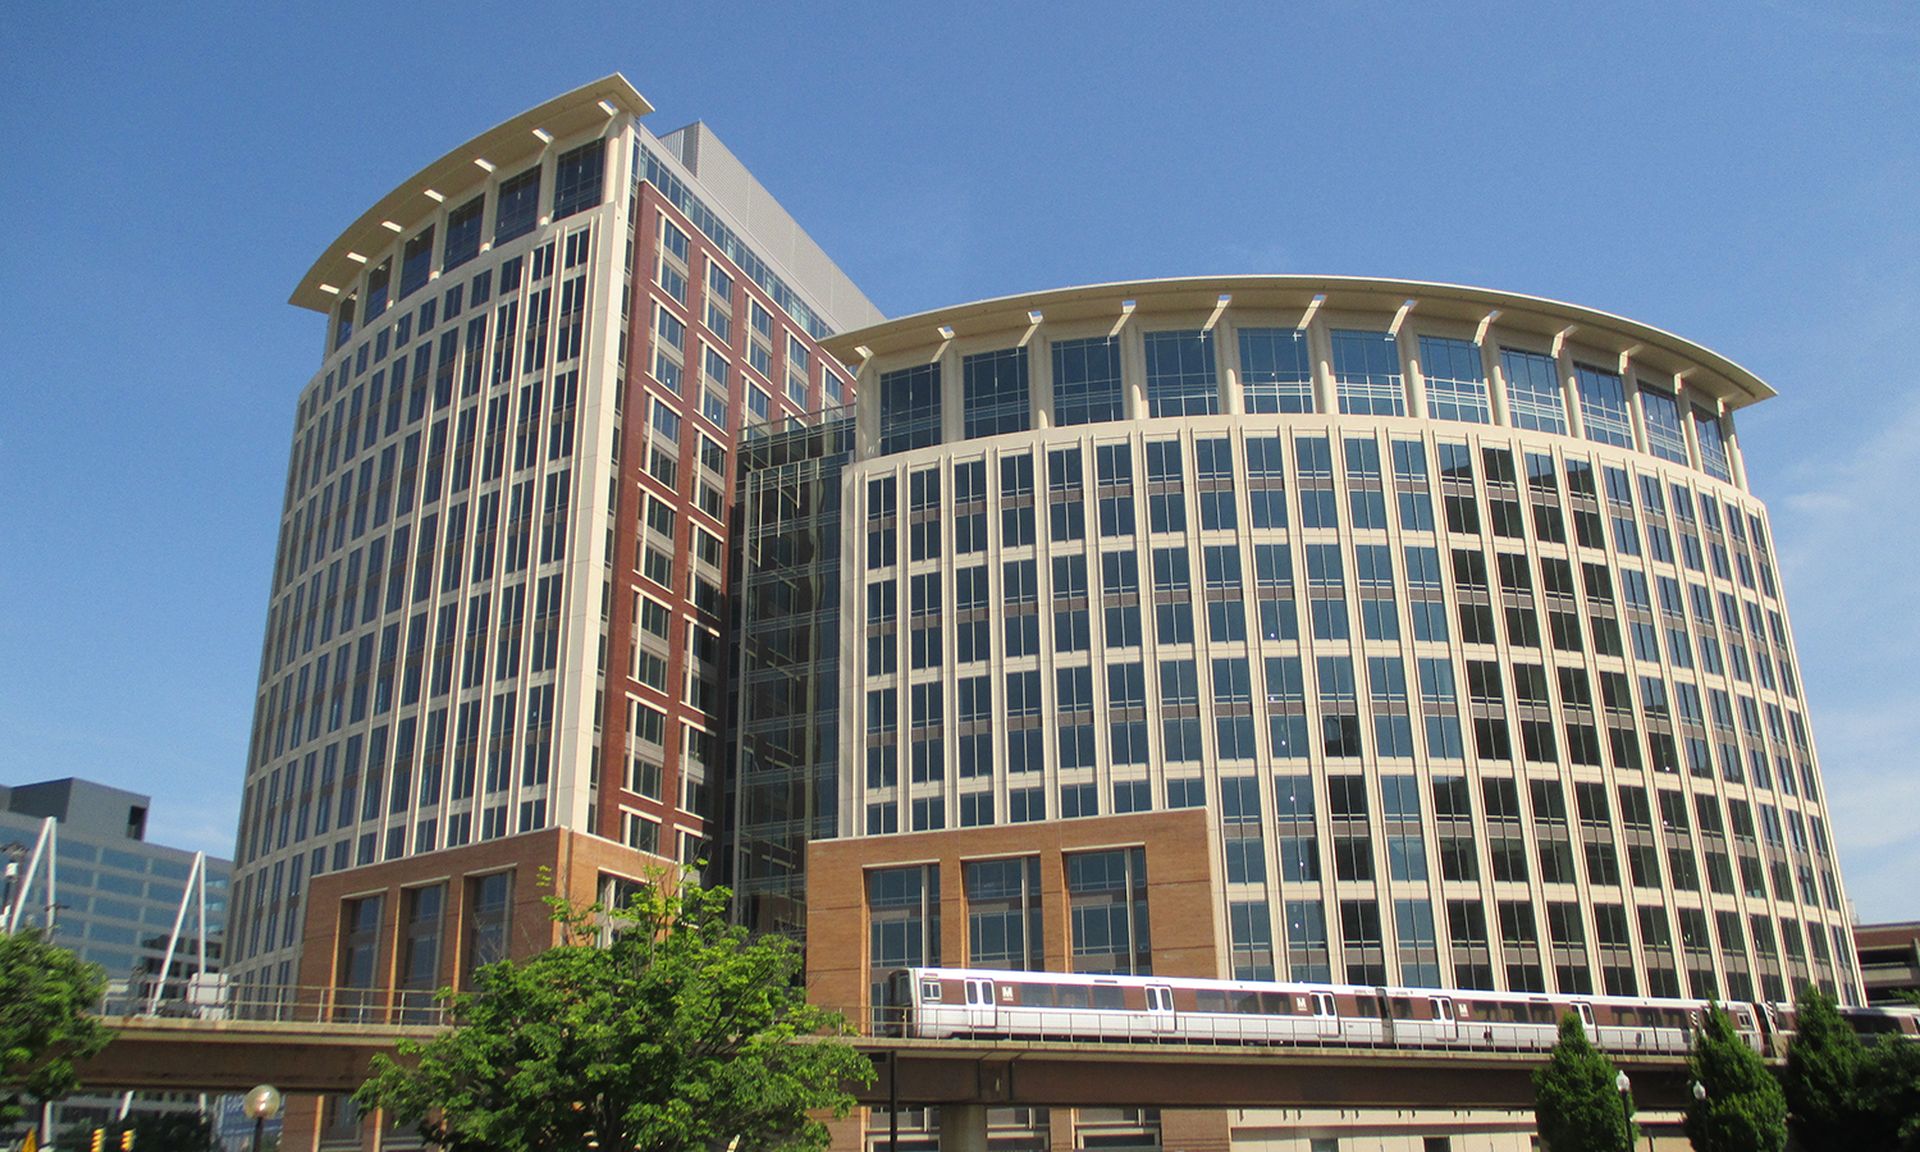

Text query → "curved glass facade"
[836,282,1860,1005]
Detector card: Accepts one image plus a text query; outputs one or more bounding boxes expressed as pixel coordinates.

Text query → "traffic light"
[89,1129,103,1152]
[119,1130,134,1152]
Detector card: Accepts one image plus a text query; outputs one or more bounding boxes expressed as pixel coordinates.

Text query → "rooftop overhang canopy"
[290,74,652,314]
[826,276,1776,410]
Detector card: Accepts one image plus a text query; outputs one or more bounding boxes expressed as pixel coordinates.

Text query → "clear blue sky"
[3,3,1917,919]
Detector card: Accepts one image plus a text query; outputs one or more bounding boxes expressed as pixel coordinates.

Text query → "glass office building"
[1,778,230,1133]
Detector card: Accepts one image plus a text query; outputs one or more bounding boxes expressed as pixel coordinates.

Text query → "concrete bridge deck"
[77,1017,1707,1110]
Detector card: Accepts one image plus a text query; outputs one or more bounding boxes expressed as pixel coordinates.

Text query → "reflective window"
[398,884,445,1010]
[1330,329,1405,416]
[333,296,355,350]
[1143,329,1219,416]
[1067,847,1151,975]
[1575,363,1634,448]
[338,893,383,1002]
[442,195,485,272]
[362,259,391,325]
[1640,385,1689,464]
[962,347,1031,437]
[879,364,941,454]
[1500,348,1567,434]
[868,865,940,1011]
[1694,409,1732,482]
[551,140,607,220]
[966,857,1042,971]
[1238,327,1314,413]
[1053,335,1125,425]
[493,166,542,246]
[1418,335,1489,423]
[463,871,512,985]
[399,227,434,301]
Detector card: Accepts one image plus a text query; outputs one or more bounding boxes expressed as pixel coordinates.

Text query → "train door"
[965,977,997,1032]
[1575,1001,1596,1041]
[1376,988,1397,1047]
[1762,1003,1783,1057]
[1145,985,1176,1035]
[882,970,910,1036]
[1430,996,1458,1042]
[1312,991,1339,1038]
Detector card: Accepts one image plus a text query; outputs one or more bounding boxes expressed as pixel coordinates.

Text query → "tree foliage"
[355,874,873,1152]
[1784,986,1920,1151]
[1684,1002,1786,1152]
[1784,986,1867,1149]
[1854,1033,1920,1151]
[0,927,111,1127]
[1533,1013,1634,1152]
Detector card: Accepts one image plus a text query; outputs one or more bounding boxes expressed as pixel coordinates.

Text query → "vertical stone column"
[938,1103,988,1152]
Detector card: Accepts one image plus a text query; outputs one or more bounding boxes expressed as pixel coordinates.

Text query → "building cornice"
[289,74,652,314]
[824,275,1776,409]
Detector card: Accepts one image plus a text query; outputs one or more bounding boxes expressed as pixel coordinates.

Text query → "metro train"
[879,966,1920,1056]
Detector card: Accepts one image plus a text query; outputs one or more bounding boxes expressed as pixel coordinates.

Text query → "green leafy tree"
[1784,986,1869,1149]
[0,927,111,1127]
[1856,1033,1920,1152]
[355,874,873,1152]
[1684,1002,1786,1152]
[1783,985,1920,1150]
[1533,1013,1634,1152]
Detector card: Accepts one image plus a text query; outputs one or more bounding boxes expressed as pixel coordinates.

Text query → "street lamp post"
[244,1085,282,1152]
[1614,1071,1633,1152]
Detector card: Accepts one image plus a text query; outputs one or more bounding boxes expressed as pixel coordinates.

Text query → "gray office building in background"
[2,778,231,1132]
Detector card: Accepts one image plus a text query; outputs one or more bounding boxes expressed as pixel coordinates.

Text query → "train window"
[1092,984,1125,1010]
[1057,985,1090,1009]
[1023,983,1055,1008]
[1233,992,1263,1014]
[1195,990,1229,1013]
[922,980,942,1001]
[1390,996,1417,1017]
[1354,995,1378,1017]
[1260,992,1291,1014]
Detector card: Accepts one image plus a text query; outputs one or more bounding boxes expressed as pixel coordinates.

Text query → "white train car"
[881,966,1759,1055]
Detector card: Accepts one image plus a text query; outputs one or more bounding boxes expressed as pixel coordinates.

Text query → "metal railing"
[98,981,451,1029]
